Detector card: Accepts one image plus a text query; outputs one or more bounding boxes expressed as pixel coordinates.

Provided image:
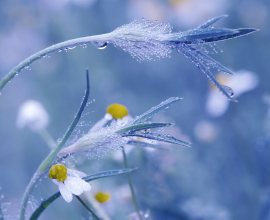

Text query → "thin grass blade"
[117,122,173,134]
[123,132,191,147]
[176,44,237,101]
[197,15,228,29]
[127,97,181,126]
[169,28,258,44]
[127,140,170,151]
[186,46,234,75]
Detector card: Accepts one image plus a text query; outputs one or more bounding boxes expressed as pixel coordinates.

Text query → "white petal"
[205,91,229,117]
[67,169,87,178]
[58,182,73,203]
[52,179,59,185]
[89,116,110,132]
[64,176,91,196]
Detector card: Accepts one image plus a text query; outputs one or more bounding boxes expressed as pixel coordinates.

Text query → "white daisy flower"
[48,164,91,203]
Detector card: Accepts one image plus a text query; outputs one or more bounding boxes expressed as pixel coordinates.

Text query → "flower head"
[90,103,131,132]
[95,191,110,203]
[48,164,91,203]
[17,100,49,132]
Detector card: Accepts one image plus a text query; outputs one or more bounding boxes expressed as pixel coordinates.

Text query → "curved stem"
[76,196,101,220]
[19,172,44,220]
[122,146,142,220]
[19,70,90,220]
[0,33,111,92]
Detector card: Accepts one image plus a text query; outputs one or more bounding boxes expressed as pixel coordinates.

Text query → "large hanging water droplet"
[221,85,234,97]
[92,41,108,49]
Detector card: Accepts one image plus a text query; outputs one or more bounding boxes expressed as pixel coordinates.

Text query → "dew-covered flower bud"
[17,100,49,132]
[90,103,132,132]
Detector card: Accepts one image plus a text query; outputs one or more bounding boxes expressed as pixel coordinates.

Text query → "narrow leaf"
[197,15,228,29]
[127,97,182,126]
[176,44,237,101]
[123,132,191,147]
[127,140,170,151]
[169,28,258,44]
[83,168,136,182]
[186,46,234,75]
[117,122,173,134]
[38,70,90,172]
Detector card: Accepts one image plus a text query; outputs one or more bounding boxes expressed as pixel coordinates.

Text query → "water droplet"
[68,46,76,50]
[221,85,234,97]
[92,41,108,49]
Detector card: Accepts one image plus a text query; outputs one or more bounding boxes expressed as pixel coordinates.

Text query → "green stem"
[83,191,112,220]
[121,146,142,220]
[19,71,90,220]
[20,172,43,220]
[38,129,55,150]
[0,33,111,92]
[76,196,101,220]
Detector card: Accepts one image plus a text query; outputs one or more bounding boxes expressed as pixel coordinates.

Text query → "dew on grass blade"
[221,85,234,97]
[92,41,108,49]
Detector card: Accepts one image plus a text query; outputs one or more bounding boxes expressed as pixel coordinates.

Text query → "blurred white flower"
[48,164,91,203]
[206,70,259,117]
[17,100,49,132]
[194,121,217,143]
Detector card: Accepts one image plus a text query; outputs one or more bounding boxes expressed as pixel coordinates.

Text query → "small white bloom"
[17,100,49,132]
[48,164,91,203]
[90,103,132,132]
[206,70,259,117]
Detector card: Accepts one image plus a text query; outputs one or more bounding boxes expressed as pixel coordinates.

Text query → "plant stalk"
[76,196,101,220]
[0,33,111,92]
[122,146,142,220]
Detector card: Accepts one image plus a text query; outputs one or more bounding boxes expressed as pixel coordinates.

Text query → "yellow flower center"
[95,192,110,203]
[106,104,128,119]
[48,164,68,182]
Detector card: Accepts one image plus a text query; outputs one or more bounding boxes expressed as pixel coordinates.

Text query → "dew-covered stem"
[122,146,142,220]
[38,70,90,172]
[75,196,101,220]
[0,33,111,92]
[19,71,90,220]
[19,172,43,220]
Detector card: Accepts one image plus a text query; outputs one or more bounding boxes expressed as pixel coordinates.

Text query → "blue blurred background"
[0,0,270,219]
